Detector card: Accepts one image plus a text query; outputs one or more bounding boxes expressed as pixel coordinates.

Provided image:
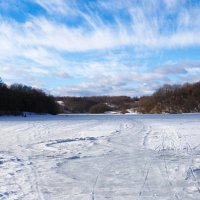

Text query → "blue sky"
[0,0,200,96]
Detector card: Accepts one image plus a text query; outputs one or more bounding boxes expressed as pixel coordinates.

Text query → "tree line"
[56,96,139,113]
[0,79,59,115]
[1,77,199,115]
[139,81,200,114]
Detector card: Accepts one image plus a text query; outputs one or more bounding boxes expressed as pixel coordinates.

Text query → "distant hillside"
[0,79,59,115]
[2,77,199,115]
[138,81,200,114]
[56,96,139,114]
[57,81,200,114]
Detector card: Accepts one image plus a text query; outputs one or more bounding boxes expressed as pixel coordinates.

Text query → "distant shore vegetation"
[56,96,139,114]
[1,78,200,115]
[0,78,59,115]
[138,81,200,114]
[57,81,200,114]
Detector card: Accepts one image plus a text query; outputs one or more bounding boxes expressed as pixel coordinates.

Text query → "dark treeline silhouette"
[0,79,59,115]
[139,81,200,114]
[2,78,199,115]
[56,96,139,113]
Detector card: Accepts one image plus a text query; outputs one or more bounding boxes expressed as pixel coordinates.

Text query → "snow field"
[0,114,200,199]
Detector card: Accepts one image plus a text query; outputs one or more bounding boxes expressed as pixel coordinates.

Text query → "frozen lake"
[0,114,200,200]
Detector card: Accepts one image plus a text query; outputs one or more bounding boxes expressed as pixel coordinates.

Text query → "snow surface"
[0,114,200,200]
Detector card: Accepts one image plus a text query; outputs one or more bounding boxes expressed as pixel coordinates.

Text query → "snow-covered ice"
[0,114,200,200]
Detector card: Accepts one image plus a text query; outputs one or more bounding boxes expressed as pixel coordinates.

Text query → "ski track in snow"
[0,114,200,199]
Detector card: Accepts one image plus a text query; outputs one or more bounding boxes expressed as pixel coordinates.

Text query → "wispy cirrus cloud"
[35,0,67,13]
[0,0,200,96]
[1,1,200,52]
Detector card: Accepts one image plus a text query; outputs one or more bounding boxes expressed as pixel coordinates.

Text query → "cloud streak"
[1,1,200,53]
[0,0,200,96]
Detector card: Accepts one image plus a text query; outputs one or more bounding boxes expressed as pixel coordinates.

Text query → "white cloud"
[34,0,73,15]
[0,0,200,96]
[1,1,200,56]
[54,71,71,78]
[164,0,179,9]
